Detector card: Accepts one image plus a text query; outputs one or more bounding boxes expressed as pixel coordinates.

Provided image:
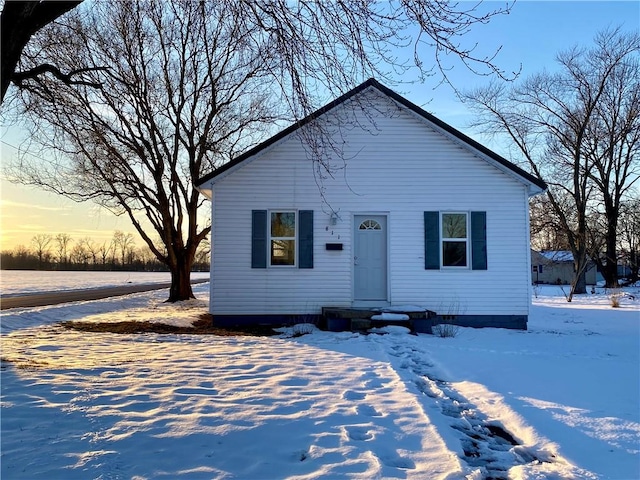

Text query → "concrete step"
[351,319,372,330]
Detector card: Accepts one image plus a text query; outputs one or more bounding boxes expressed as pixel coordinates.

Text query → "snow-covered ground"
[1,284,638,479]
[0,270,210,296]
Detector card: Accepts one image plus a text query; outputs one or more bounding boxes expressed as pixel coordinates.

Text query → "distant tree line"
[1,230,210,272]
[530,197,640,285]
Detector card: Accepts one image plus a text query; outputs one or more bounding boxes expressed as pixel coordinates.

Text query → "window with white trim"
[270,211,296,266]
[441,212,468,267]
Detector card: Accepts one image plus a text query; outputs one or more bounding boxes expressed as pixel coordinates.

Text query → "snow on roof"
[538,250,575,262]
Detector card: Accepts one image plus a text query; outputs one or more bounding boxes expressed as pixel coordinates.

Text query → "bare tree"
[112,230,136,268]
[54,232,73,267]
[98,240,111,269]
[585,208,608,275]
[194,238,211,271]
[136,246,157,269]
[69,241,90,268]
[618,199,640,283]
[466,28,640,299]
[30,233,52,268]
[9,0,514,301]
[13,244,30,262]
[80,236,99,267]
[582,47,640,286]
[529,194,571,252]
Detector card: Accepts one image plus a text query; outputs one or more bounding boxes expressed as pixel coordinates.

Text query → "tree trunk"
[569,254,588,301]
[602,216,619,288]
[602,257,618,288]
[167,256,195,302]
[573,270,587,295]
[629,253,639,284]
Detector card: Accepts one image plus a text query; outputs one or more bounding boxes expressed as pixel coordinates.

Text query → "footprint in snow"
[364,378,384,388]
[346,426,374,441]
[343,390,366,401]
[356,404,383,417]
[377,451,416,470]
[174,387,219,396]
[33,345,59,351]
[415,379,439,398]
[281,377,310,387]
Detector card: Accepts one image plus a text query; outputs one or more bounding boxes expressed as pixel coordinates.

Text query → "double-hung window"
[424,210,486,270]
[252,210,313,269]
[441,212,468,267]
[270,211,296,266]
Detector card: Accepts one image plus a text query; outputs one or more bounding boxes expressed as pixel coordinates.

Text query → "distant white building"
[197,79,547,330]
[531,250,599,285]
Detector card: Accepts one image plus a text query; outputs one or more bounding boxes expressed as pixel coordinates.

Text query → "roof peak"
[197,79,547,193]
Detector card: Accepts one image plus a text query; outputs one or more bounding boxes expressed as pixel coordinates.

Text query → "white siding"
[208,89,532,316]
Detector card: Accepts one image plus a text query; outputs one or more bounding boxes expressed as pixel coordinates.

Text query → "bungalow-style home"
[531,250,599,285]
[197,79,547,330]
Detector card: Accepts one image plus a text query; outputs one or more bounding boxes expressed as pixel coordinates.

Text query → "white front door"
[354,215,387,302]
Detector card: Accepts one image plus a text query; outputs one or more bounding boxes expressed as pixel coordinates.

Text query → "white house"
[197,79,547,330]
[531,250,599,285]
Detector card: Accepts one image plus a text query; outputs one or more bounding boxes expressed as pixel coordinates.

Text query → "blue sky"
[1,1,638,250]
[411,1,639,125]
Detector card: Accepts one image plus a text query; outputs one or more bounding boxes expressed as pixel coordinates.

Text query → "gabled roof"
[537,250,575,262]
[533,250,594,264]
[196,78,547,193]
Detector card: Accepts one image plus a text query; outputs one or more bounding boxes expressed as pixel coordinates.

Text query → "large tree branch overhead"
[12,64,107,89]
[1,0,83,103]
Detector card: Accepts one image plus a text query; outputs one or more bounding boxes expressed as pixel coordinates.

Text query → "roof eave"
[196,78,548,195]
[374,82,548,194]
[195,79,381,189]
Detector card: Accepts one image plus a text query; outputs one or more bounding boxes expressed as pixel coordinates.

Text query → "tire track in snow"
[377,335,558,479]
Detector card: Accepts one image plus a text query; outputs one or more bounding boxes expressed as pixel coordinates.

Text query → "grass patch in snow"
[62,315,278,336]
[609,290,622,308]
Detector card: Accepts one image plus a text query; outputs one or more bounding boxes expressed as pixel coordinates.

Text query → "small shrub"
[286,308,320,337]
[292,323,316,336]
[433,322,460,338]
[610,291,622,308]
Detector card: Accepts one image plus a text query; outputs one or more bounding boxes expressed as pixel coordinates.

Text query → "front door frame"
[352,213,390,307]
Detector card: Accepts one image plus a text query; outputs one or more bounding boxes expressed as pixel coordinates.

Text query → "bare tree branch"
[465,27,640,296]
[13,64,107,89]
[1,0,83,102]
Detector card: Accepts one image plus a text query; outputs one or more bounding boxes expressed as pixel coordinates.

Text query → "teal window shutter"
[251,210,267,268]
[471,211,487,270]
[298,210,314,268]
[424,211,439,269]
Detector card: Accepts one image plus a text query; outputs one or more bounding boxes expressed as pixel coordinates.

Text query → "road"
[0,278,209,310]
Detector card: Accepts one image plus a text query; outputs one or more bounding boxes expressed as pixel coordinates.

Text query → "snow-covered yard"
[1,284,638,479]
